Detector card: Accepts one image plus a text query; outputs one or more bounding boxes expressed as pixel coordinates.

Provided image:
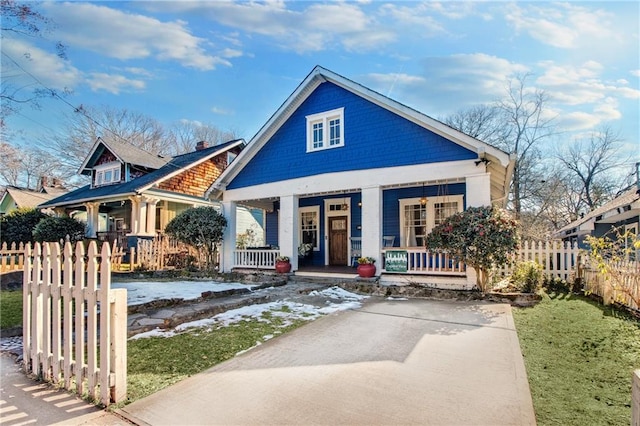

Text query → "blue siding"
[228,82,476,189]
[382,183,466,247]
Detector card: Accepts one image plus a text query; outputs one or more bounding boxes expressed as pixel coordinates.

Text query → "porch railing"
[233,249,279,269]
[381,248,466,275]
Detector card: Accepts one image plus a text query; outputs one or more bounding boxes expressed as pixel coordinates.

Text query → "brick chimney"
[37,176,48,191]
[195,141,209,151]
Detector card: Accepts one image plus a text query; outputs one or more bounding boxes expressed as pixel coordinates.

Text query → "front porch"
[231,247,467,277]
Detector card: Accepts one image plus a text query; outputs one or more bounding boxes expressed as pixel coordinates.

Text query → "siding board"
[228,82,475,190]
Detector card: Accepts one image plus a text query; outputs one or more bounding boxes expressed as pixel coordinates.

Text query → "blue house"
[208,66,515,289]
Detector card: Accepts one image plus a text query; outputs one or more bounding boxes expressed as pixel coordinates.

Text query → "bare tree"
[0,141,65,189]
[556,126,632,213]
[51,105,173,178]
[168,121,238,155]
[1,0,68,129]
[443,104,508,147]
[497,74,556,217]
[444,74,556,220]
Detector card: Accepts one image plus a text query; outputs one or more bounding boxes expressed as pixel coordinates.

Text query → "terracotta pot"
[357,263,376,278]
[275,261,291,273]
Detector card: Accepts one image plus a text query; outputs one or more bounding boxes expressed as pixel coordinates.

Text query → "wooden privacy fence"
[134,234,206,271]
[497,240,581,281]
[1,241,25,273]
[23,240,127,406]
[581,259,640,311]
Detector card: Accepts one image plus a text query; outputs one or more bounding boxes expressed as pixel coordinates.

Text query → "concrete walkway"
[0,353,131,425]
[119,298,536,425]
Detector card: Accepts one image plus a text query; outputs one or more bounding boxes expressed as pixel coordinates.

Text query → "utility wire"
[2,51,148,150]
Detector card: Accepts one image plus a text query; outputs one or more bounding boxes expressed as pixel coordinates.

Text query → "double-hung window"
[306,108,344,152]
[94,162,121,187]
[399,195,464,247]
[299,206,320,251]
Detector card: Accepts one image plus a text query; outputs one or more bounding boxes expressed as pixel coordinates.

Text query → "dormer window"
[306,107,344,152]
[94,162,121,187]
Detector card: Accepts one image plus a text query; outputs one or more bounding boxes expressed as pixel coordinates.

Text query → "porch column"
[466,173,491,207]
[128,196,141,234]
[139,199,148,234]
[361,185,383,272]
[221,201,237,273]
[83,202,100,238]
[279,195,299,271]
[465,173,490,287]
[144,197,158,236]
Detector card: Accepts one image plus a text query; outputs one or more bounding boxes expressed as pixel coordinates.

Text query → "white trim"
[209,66,513,195]
[399,195,464,248]
[324,198,351,266]
[222,160,479,202]
[93,162,121,187]
[306,107,344,153]
[299,205,320,252]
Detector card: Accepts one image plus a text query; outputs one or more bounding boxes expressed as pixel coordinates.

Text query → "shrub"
[510,261,543,293]
[165,206,227,271]
[33,216,85,243]
[425,206,519,292]
[0,208,48,244]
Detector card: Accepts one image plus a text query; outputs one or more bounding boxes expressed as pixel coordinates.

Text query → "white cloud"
[142,1,394,54]
[504,3,617,49]
[43,2,226,70]
[211,106,233,115]
[1,39,80,90]
[86,73,145,94]
[365,54,528,116]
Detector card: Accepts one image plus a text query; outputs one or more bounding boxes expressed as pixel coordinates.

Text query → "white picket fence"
[497,240,581,281]
[22,241,127,406]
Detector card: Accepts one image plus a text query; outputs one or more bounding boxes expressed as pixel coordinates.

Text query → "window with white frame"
[94,162,121,187]
[306,108,344,152]
[399,195,464,247]
[299,206,320,251]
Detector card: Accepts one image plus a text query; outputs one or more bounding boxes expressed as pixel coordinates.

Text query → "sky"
[2,1,639,169]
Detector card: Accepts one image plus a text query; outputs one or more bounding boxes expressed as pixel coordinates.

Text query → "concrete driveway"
[119,298,536,425]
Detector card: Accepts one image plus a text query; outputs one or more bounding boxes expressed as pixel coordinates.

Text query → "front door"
[329,216,348,265]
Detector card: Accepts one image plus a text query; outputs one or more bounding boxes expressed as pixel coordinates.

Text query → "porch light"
[420,183,427,206]
[341,199,349,211]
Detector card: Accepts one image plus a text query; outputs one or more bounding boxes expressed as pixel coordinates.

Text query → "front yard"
[513,291,640,425]
[2,287,639,424]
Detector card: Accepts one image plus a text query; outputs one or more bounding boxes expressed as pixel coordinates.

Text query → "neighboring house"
[0,177,68,216]
[554,184,640,254]
[40,137,245,249]
[207,66,515,288]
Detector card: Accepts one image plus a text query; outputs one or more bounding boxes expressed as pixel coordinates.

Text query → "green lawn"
[0,290,22,329]
[125,309,307,404]
[513,291,640,426]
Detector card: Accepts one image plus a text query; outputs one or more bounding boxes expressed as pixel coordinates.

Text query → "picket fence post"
[22,240,127,406]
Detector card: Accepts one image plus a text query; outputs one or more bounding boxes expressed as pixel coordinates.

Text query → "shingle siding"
[157,157,227,197]
[228,82,476,190]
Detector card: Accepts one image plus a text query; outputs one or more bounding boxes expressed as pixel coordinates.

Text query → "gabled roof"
[1,186,64,209]
[79,137,170,175]
[554,186,640,238]
[41,139,245,208]
[207,65,514,199]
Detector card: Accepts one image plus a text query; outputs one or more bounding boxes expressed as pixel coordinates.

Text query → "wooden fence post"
[633,370,640,426]
[110,288,128,403]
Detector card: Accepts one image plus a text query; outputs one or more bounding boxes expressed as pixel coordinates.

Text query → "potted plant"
[357,257,376,278]
[275,255,291,273]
